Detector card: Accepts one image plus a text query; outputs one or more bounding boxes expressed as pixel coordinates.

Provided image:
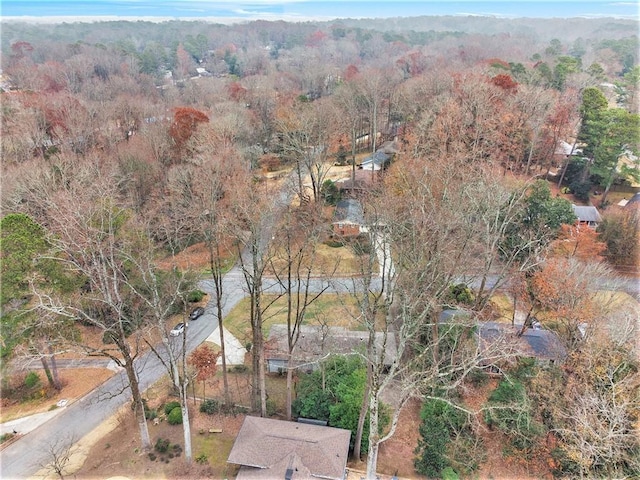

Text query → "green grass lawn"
[223,293,363,342]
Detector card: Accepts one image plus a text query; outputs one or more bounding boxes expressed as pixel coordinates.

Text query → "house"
[335,170,377,196]
[265,324,397,374]
[571,204,602,228]
[359,150,391,171]
[554,140,583,157]
[332,198,365,236]
[227,416,351,480]
[623,192,640,211]
[479,322,567,366]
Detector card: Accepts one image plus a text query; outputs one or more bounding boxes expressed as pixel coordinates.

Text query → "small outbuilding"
[571,204,602,228]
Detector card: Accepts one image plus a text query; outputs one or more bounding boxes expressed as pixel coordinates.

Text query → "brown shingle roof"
[228,416,351,480]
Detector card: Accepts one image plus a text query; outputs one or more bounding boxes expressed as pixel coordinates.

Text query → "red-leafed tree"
[189,344,219,401]
[344,64,360,81]
[168,107,209,159]
[551,223,607,261]
[491,73,518,93]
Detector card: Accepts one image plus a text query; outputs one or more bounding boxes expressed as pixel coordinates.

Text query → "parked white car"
[170,322,187,337]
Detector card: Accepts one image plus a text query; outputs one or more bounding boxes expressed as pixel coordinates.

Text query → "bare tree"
[276,98,337,203]
[30,172,155,451]
[38,434,78,480]
[269,203,333,419]
[230,173,281,415]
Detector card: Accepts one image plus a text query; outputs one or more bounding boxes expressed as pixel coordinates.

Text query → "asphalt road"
[0,267,248,479]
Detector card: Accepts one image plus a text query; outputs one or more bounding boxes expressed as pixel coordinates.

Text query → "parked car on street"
[189,306,205,320]
[170,322,187,337]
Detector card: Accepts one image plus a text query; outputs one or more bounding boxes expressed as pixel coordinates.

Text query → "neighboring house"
[554,140,583,157]
[571,204,602,228]
[265,324,397,374]
[359,150,391,171]
[479,322,567,366]
[227,416,351,480]
[335,170,376,196]
[332,198,365,237]
[623,192,640,211]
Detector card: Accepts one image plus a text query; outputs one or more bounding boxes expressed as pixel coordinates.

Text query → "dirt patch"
[376,397,426,479]
[74,376,247,480]
[1,368,115,424]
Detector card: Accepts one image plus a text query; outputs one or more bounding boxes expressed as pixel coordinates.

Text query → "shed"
[571,204,602,228]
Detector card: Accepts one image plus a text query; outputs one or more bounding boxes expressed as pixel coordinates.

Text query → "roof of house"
[478,322,567,363]
[335,170,377,191]
[360,151,391,171]
[266,324,397,367]
[227,416,351,480]
[377,139,401,155]
[572,204,602,223]
[625,192,640,210]
[555,140,583,156]
[333,199,364,225]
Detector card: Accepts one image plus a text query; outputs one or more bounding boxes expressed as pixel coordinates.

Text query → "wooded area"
[1,15,639,480]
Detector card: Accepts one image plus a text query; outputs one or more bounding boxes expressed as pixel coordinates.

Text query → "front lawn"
[223,293,363,342]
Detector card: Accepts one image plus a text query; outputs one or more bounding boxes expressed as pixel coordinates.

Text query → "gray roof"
[228,416,351,480]
[572,204,602,223]
[333,199,364,225]
[625,192,640,209]
[266,324,397,367]
[360,151,391,170]
[478,322,567,363]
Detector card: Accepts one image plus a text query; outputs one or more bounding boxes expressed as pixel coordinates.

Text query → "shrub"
[195,453,208,464]
[232,364,248,373]
[187,289,205,303]
[164,401,181,415]
[200,399,219,415]
[323,239,344,248]
[266,398,277,417]
[351,236,372,255]
[154,438,170,453]
[448,283,474,305]
[484,379,543,450]
[24,371,41,389]
[442,467,460,480]
[569,180,592,202]
[414,398,466,478]
[468,368,489,387]
[321,179,341,205]
[167,406,183,425]
[148,453,157,461]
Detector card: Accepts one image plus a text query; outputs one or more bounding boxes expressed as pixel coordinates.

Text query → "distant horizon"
[2,0,639,24]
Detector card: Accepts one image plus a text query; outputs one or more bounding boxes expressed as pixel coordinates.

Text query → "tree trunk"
[47,345,62,390]
[124,360,151,451]
[365,381,380,479]
[353,364,371,460]
[212,258,231,407]
[286,356,294,420]
[40,356,55,390]
[181,382,192,463]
